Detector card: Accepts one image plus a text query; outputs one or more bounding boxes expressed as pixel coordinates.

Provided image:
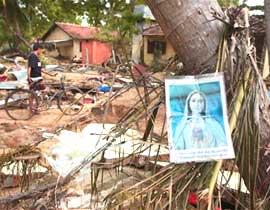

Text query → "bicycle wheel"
[37,92,51,111]
[5,89,39,120]
[57,87,84,115]
[39,100,50,111]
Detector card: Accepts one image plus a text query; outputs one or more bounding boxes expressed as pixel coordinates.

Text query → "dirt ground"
[0,60,105,150]
[0,60,167,153]
[0,62,169,209]
[0,86,166,151]
[0,86,131,150]
[0,106,90,149]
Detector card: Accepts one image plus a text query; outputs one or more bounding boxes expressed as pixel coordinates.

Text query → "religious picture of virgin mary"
[165,73,235,163]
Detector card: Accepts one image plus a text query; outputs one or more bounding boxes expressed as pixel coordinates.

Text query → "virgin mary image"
[173,90,228,150]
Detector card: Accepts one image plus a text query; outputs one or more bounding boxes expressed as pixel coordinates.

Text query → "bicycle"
[4,77,84,120]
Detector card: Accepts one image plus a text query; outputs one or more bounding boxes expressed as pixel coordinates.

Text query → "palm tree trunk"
[145,0,270,203]
[265,0,270,53]
[145,0,225,74]
[257,0,270,198]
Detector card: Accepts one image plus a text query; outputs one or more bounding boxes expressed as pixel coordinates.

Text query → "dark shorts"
[29,78,45,91]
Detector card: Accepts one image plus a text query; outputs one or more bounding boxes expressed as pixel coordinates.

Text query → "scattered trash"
[45,64,60,71]
[40,123,168,177]
[0,64,6,74]
[0,75,7,82]
[97,84,111,92]
[7,68,27,81]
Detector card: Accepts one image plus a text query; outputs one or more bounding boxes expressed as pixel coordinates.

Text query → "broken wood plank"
[13,154,40,161]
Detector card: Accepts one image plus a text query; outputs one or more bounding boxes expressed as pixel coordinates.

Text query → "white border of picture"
[165,73,235,163]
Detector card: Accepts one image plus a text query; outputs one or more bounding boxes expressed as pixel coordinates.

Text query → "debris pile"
[1,5,270,210]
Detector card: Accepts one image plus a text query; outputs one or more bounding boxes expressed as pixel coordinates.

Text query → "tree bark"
[145,0,225,74]
[265,0,270,53]
[145,0,270,203]
[257,0,270,198]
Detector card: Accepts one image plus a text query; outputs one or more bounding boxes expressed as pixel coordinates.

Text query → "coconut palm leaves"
[100,11,270,210]
[1,5,270,210]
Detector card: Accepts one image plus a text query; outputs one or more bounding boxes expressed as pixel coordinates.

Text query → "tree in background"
[145,0,225,74]
[80,1,107,27]
[0,0,245,55]
[0,0,29,51]
[82,0,145,61]
[20,0,81,36]
[142,0,270,209]
[265,0,270,54]
[218,0,239,7]
[0,0,145,57]
[0,0,80,51]
[0,13,10,48]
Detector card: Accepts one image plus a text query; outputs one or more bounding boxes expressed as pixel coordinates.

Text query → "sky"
[242,0,264,14]
[81,0,264,26]
[242,0,263,6]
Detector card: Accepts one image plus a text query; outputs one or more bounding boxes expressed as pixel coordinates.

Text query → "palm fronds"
[100,9,270,210]
[1,6,270,210]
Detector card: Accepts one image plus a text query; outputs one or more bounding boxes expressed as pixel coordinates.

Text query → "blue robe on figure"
[172,91,227,150]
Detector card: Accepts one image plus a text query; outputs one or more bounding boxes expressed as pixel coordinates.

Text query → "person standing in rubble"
[27,43,44,114]
[27,42,44,86]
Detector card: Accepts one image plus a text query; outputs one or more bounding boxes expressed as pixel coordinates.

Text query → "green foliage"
[94,29,118,43]
[0,17,8,44]
[0,0,28,48]
[0,0,146,55]
[81,1,107,26]
[80,0,145,61]
[249,5,264,11]
[0,0,81,50]
[218,0,239,7]
[19,0,80,37]
[106,11,143,38]
[82,0,143,37]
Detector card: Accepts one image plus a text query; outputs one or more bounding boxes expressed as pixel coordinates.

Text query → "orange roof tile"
[55,22,99,39]
[42,22,100,40]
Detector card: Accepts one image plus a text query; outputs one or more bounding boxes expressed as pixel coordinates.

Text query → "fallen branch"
[0,138,113,205]
[0,182,58,204]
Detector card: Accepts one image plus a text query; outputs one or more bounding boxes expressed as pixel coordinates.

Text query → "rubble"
[1,5,268,209]
[0,48,169,209]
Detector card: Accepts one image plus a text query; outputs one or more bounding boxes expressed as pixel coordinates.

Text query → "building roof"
[42,22,100,40]
[143,24,164,36]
